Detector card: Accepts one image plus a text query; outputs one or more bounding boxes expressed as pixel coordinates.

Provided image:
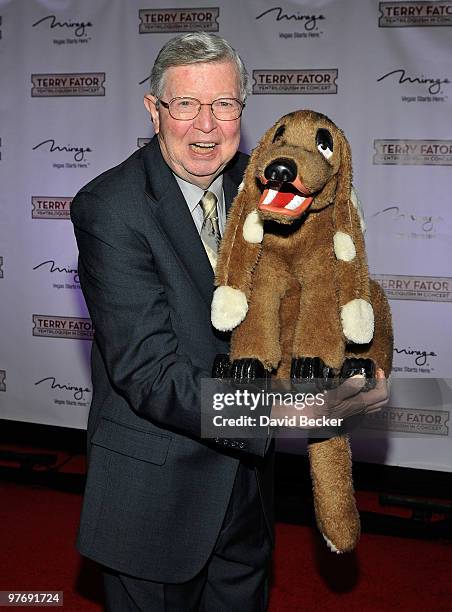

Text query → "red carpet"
[1,480,451,611]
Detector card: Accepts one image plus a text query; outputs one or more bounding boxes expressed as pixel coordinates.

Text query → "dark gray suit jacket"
[71,137,274,583]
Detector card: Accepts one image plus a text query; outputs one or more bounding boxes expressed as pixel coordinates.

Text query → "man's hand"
[323,367,389,419]
[271,368,390,429]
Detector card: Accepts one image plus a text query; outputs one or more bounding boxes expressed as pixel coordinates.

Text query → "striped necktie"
[200,190,220,269]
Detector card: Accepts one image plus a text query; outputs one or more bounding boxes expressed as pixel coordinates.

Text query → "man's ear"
[144,95,160,134]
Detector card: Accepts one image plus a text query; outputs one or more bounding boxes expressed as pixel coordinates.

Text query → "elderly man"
[72,32,274,612]
[72,32,387,611]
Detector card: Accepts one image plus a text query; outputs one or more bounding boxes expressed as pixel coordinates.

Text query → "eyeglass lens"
[168,98,242,120]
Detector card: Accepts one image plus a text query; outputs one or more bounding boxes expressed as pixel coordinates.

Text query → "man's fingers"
[363,399,388,414]
[322,372,389,420]
[327,374,366,404]
[329,394,366,419]
[361,376,389,410]
[342,376,389,418]
[318,375,366,421]
[272,370,390,428]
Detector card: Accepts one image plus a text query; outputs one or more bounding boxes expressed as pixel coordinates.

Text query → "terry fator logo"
[139,7,219,33]
[253,69,337,94]
[31,73,105,97]
[33,315,94,340]
[379,1,452,27]
[372,274,452,302]
[362,406,450,436]
[373,139,452,165]
[32,197,72,220]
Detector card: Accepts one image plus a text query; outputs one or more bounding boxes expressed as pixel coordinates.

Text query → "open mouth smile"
[257,176,313,217]
[190,142,217,152]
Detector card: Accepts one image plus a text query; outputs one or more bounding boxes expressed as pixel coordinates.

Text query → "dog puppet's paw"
[211,286,248,331]
[230,358,270,383]
[290,356,336,390]
[341,357,376,390]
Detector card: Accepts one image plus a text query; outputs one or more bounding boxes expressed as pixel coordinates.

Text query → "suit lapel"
[142,138,243,308]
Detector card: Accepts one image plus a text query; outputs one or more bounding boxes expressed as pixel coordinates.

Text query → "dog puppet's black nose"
[264,158,297,183]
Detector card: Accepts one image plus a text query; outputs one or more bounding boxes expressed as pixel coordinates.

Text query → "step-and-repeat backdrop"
[0,0,451,471]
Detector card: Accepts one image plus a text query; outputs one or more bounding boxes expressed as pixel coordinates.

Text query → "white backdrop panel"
[0,0,451,470]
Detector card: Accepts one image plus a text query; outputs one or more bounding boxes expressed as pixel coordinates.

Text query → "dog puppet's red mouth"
[257,176,313,217]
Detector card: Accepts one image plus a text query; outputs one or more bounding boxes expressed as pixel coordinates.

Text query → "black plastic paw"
[340,358,376,390]
[212,354,231,379]
[230,358,270,384]
[290,357,337,391]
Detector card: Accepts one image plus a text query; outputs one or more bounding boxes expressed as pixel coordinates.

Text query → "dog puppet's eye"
[272,125,286,143]
[316,128,333,160]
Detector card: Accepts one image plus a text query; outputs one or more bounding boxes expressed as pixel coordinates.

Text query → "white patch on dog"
[341,299,374,343]
[333,231,356,261]
[243,211,264,243]
[237,181,244,193]
[211,285,248,331]
[350,186,366,232]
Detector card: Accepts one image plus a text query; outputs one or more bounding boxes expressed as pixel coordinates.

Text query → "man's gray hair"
[149,32,251,102]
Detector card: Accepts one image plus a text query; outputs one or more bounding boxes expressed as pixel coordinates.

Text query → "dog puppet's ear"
[211,184,263,331]
[334,133,353,212]
[333,133,374,344]
[212,122,286,331]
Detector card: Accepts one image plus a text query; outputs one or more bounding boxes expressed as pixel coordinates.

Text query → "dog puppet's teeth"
[284,195,306,210]
[259,188,313,215]
[262,189,278,205]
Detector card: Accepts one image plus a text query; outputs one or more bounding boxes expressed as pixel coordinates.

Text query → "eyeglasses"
[157,97,245,121]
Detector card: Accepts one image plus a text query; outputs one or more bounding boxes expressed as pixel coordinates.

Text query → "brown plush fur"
[308,435,360,552]
[212,110,393,553]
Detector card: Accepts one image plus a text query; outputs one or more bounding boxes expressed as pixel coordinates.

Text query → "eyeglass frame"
[156,96,245,121]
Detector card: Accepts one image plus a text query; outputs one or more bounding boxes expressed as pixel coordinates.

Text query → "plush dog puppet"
[211,109,393,553]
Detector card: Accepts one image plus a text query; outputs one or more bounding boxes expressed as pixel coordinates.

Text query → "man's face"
[144,61,242,189]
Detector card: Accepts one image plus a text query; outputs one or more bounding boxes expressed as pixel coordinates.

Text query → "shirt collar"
[174,173,224,213]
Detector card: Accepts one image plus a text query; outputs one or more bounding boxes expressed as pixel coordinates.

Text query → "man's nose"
[193,104,216,132]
